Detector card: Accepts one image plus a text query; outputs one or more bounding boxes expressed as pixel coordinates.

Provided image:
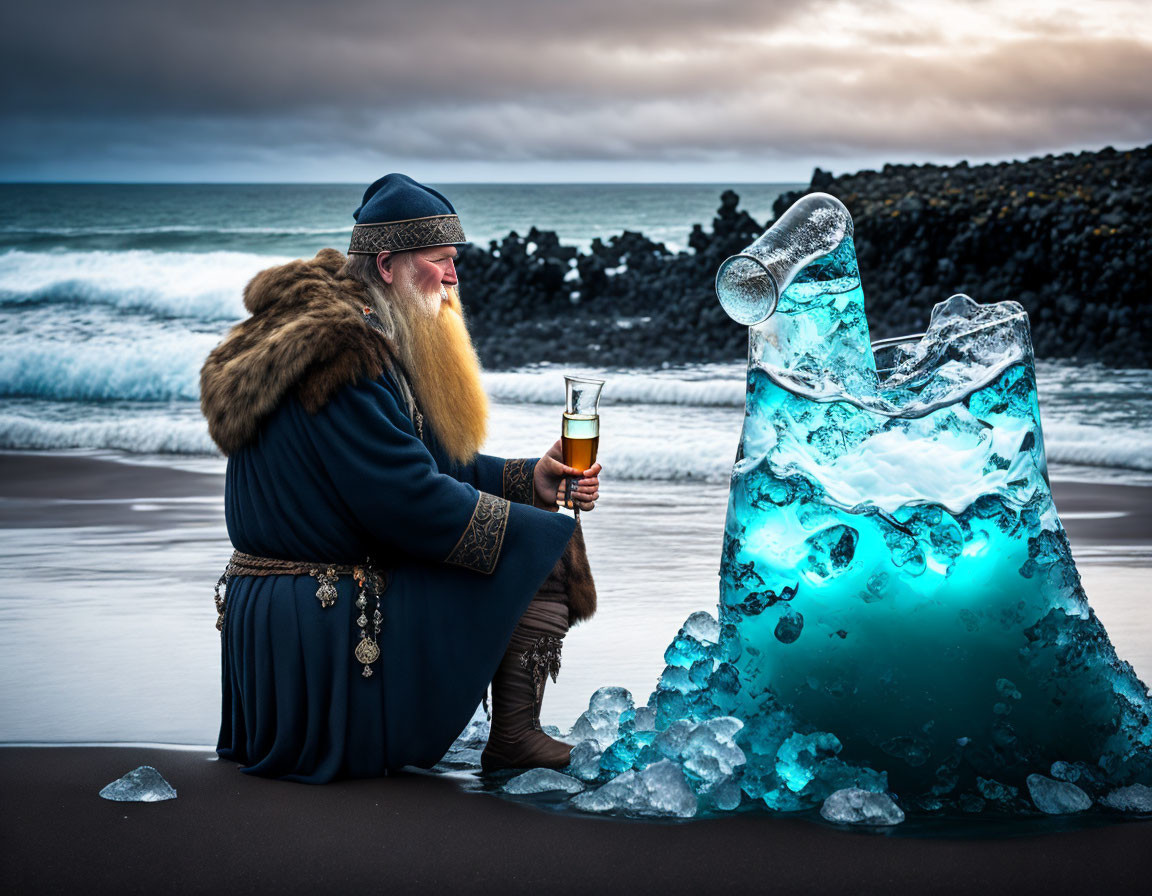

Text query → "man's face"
[378,246,458,317]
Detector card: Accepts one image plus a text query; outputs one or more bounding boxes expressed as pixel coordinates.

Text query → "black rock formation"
[460,144,1150,369]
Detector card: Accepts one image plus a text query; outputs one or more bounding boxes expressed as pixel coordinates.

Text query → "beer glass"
[562,375,604,509]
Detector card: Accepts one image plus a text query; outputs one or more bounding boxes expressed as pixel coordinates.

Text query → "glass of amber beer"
[562,375,604,509]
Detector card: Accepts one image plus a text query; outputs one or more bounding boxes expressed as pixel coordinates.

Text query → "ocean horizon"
[0,181,802,254]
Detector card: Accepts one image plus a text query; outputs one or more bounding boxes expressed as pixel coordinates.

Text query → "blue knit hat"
[348,173,466,255]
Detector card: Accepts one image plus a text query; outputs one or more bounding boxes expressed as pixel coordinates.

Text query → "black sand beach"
[3,448,1150,544]
[2,745,1151,895]
[3,450,1152,893]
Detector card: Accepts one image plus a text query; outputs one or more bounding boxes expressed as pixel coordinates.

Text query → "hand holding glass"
[562,376,603,509]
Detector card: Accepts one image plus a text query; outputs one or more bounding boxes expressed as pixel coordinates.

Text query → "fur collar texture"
[200,248,396,456]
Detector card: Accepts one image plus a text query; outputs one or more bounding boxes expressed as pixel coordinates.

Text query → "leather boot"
[482,585,572,771]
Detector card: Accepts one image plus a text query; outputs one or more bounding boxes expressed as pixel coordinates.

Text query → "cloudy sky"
[3,0,1151,182]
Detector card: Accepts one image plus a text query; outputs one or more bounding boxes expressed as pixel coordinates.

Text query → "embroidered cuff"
[445,492,510,575]
[502,458,538,505]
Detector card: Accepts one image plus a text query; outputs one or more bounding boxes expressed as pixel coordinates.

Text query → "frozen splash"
[709,195,1152,817]
[493,193,1152,822]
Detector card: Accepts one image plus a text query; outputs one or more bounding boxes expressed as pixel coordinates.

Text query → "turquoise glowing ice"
[553,194,1152,820]
[707,195,1152,814]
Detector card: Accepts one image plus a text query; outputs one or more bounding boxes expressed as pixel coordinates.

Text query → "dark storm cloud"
[1,0,824,115]
[2,0,1150,177]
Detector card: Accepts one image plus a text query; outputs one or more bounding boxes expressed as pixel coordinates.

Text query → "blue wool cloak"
[216,371,574,782]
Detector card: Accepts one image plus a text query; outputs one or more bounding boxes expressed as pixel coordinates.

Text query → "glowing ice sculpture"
[552,194,1152,821]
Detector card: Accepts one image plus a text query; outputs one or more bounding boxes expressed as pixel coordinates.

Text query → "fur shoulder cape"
[200,248,396,456]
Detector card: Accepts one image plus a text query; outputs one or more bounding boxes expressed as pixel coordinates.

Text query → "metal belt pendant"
[311,566,339,608]
[354,565,384,677]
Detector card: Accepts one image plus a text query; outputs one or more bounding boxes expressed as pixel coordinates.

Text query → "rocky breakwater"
[460,194,764,368]
[459,143,1150,368]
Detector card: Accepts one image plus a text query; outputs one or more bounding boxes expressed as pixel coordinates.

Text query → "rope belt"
[214,550,390,678]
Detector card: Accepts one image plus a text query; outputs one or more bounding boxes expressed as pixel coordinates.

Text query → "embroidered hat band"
[348,214,467,255]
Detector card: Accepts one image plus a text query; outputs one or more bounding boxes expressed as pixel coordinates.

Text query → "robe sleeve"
[452,454,539,506]
[450,454,502,496]
[307,374,571,575]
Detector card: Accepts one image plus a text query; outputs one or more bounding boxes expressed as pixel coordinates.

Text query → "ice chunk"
[683,611,721,644]
[451,719,490,751]
[567,740,604,783]
[820,788,904,825]
[703,716,743,740]
[657,664,695,695]
[632,706,657,732]
[664,613,720,669]
[652,719,695,762]
[775,732,841,792]
[436,747,483,770]
[683,718,746,784]
[569,688,633,754]
[572,759,697,818]
[1026,775,1092,814]
[588,686,634,719]
[569,709,619,752]
[503,769,584,795]
[99,766,177,802]
[1099,783,1152,813]
[599,730,655,775]
[1049,760,1081,783]
[701,776,743,811]
[976,777,1019,805]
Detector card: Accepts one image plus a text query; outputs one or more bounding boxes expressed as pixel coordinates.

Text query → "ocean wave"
[1,408,1147,482]
[1042,422,1152,472]
[0,334,215,401]
[0,412,735,479]
[0,249,287,321]
[0,415,218,455]
[1,347,1147,477]
[6,341,1140,418]
[487,370,744,406]
[0,345,747,406]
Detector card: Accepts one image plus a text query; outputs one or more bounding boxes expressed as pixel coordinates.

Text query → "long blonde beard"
[394,283,488,466]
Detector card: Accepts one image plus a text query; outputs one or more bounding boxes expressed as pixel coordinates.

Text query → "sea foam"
[0,414,217,455]
[0,333,218,402]
[0,249,284,322]
[487,370,743,407]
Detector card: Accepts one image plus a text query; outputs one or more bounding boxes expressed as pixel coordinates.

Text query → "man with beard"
[200,174,601,782]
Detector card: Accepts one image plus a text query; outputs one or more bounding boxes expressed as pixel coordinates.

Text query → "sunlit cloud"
[2,0,1149,180]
